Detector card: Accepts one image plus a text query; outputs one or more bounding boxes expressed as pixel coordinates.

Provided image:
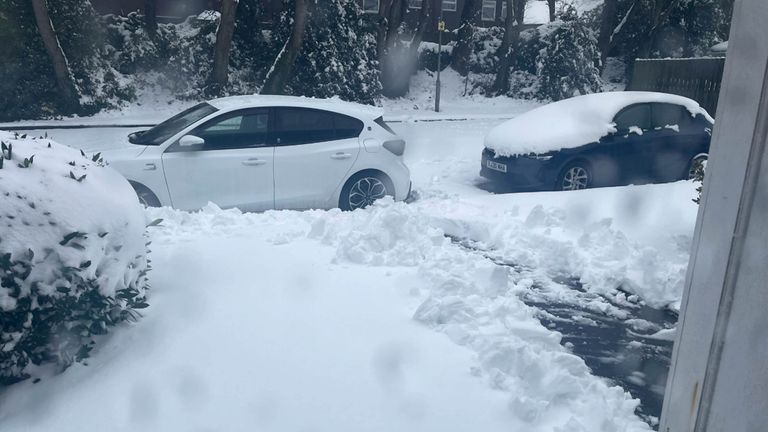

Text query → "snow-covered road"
[1,112,699,430]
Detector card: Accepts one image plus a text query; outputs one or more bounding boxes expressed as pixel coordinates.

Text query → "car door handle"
[330,152,352,160]
[143,163,156,171]
[242,158,267,166]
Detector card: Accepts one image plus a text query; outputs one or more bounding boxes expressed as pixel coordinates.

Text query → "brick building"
[90,0,550,40]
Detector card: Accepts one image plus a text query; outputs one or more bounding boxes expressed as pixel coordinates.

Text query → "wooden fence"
[628,57,725,116]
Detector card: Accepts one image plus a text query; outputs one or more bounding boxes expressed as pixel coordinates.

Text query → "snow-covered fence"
[628,58,725,116]
[0,131,150,386]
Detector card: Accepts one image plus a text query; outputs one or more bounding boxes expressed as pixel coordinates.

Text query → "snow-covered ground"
[0,96,700,430]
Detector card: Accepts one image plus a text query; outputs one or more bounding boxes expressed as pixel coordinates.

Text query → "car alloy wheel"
[687,154,708,180]
[348,177,388,210]
[561,165,590,190]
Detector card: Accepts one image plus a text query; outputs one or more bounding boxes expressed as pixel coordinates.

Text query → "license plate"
[486,160,507,173]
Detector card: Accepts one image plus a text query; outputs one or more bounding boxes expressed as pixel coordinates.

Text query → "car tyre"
[130,182,161,207]
[339,171,393,211]
[687,153,708,180]
[558,161,592,191]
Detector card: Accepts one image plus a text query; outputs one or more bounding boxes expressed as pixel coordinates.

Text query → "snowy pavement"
[0,102,699,430]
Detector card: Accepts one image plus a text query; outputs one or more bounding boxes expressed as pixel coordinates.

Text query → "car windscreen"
[129,103,218,145]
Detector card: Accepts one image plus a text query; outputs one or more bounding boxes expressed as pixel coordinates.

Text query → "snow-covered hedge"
[0,131,149,385]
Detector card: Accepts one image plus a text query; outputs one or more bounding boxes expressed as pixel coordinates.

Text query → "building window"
[442,0,457,12]
[481,0,496,20]
[501,1,507,19]
[409,0,422,8]
[362,0,379,13]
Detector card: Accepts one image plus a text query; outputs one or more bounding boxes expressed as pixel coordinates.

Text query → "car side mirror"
[179,135,205,147]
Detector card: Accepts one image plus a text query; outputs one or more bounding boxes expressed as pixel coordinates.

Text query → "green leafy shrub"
[0,132,150,386]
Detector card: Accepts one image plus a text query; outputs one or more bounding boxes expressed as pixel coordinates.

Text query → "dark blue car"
[481,93,713,191]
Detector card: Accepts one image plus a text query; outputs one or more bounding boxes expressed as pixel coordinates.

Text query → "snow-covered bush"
[418,42,454,72]
[274,0,381,105]
[467,26,504,74]
[0,132,149,386]
[512,7,602,101]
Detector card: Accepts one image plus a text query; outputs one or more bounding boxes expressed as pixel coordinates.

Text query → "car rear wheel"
[558,162,592,191]
[340,172,393,211]
[687,154,708,180]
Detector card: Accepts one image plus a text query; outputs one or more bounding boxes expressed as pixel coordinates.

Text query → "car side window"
[334,114,364,140]
[174,109,269,151]
[613,104,651,133]
[273,108,336,145]
[651,103,693,130]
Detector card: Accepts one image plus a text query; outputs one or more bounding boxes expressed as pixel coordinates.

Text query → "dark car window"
[172,109,269,151]
[613,104,651,132]
[334,114,364,140]
[273,108,336,145]
[651,103,693,130]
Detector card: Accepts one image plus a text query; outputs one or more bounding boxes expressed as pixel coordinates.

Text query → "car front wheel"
[687,154,708,180]
[340,172,392,211]
[558,162,592,191]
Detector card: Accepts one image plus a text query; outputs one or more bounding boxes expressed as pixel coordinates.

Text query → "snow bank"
[484,91,713,156]
[411,181,698,311]
[0,200,650,431]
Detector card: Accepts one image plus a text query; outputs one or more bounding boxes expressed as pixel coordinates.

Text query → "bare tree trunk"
[547,0,556,21]
[597,0,618,69]
[262,0,310,95]
[452,0,481,76]
[408,0,434,57]
[493,0,526,95]
[211,0,238,90]
[145,0,157,36]
[31,0,79,111]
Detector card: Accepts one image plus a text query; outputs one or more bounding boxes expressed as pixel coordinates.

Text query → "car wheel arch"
[128,180,161,207]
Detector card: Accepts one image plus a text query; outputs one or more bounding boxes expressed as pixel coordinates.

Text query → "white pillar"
[659,2,768,431]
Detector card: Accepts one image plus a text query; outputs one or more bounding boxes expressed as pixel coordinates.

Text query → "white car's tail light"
[383,139,405,156]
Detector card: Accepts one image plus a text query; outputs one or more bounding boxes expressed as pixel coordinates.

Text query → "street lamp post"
[435,18,445,113]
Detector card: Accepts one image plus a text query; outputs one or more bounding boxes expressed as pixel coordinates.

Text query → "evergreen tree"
[279,0,382,104]
[536,7,603,101]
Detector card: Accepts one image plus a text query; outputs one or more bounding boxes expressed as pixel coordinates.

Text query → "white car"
[104,96,411,211]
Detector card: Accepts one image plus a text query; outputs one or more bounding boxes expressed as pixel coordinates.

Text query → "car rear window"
[651,103,693,129]
[334,114,364,140]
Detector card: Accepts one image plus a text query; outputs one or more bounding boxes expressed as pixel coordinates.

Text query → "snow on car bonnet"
[484,91,712,157]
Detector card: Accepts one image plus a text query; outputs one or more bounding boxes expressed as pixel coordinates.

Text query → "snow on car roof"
[209,95,384,121]
[484,91,714,157]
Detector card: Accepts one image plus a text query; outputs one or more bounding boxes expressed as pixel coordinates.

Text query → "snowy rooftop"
[209,95,384,120]
[485,91,713,156]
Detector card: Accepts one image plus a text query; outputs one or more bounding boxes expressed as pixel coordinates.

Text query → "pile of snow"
[484,91,713,156]
[710,41,728,53]
[412,181,698,311]
[0,200,650,431]
[0,130,147,381]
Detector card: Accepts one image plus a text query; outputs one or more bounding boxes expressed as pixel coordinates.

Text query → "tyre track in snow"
[445,235,676,429]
